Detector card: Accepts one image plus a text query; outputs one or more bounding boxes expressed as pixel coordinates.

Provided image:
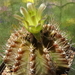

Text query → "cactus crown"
[14,3,46,34]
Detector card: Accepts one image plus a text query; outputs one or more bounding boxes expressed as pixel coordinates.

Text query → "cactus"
[2,3,74,75]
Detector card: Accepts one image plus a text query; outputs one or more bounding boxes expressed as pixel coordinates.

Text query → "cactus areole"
[2,3,74,75]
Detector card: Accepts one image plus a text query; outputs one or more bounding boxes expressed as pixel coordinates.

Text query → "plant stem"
[33,32,42,42]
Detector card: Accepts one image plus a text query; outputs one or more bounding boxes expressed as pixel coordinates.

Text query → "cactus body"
[2,3,74,75]
[2,24,74,75]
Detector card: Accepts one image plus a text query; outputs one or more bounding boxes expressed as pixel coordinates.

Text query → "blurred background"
[0,0,75,74]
